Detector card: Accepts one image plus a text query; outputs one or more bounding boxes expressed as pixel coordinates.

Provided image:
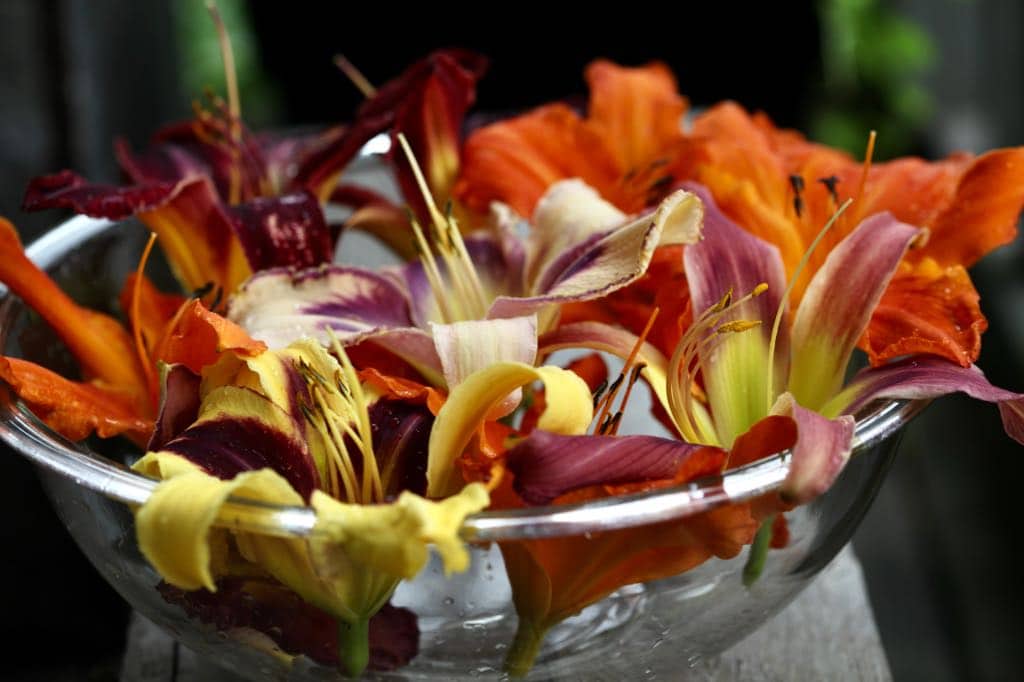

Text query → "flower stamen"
[334,54,377,98]
[593,308,659,435]
[396,133,489,323]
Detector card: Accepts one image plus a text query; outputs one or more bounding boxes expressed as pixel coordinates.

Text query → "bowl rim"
[0,214,927,542]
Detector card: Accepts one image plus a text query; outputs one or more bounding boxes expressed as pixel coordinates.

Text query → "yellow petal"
[427,362,594,497]
[310,483,489,579]
[133,451,303,592]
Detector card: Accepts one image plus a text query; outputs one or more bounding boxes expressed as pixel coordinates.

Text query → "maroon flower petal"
[22,169,177,219]
[147,364,201,452]
[829,356,1024,445]
[506,430,720,505]
[162,387,319,500]
[367,398,432,498]
[227,190,333,271]
[160,579,419,670]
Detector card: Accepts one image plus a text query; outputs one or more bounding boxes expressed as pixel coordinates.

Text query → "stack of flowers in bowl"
[2,21,1024,680]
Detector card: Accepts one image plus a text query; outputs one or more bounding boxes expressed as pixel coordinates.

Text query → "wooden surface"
[119,545,890,681]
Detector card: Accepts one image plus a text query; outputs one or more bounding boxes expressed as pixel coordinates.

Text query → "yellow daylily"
[132,338,489,676]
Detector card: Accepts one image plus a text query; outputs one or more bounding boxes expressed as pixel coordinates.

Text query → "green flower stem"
[338,617,370,678]
[742,514,776,587]
[504,619,549,678]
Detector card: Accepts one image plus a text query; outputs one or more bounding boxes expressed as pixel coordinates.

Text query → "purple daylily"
[525,183,1024,506]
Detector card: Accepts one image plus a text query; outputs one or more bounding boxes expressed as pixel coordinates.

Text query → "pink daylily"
[226,180,703,396]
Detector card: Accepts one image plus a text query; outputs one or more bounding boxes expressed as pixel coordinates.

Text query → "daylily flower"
[226,173,703,399]
[454,60,688,217]
[0,217,264,443]
[454,59,1024,372]
[132,336,488,676]
[20,14,344,296]
[426,184,1024,674]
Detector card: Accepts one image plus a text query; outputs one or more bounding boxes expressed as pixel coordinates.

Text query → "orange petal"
[0,218,149,401]
[137,177,251,294]
[923,147,1024,267]
[359,367,447,416]
[118,273,187,362]
[0,356,152,442]
[861,259,987,367]
[583,60,687,173]
[454,103,623,216]
[154,300,266,373]
[728,415,798,469]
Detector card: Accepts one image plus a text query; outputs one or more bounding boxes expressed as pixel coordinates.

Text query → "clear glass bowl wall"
[0,210,916,680]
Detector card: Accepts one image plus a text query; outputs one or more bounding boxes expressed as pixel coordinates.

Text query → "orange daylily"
[0,217,265,444]
[456,61,1024,370]
[680,102,1024,367]
[455,60,687,217]
[495,415,795,675]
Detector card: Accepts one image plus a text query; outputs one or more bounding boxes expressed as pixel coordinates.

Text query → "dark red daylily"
[329,49,488,257]
[160,578,419,671]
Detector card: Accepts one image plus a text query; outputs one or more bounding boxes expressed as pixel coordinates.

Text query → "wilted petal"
[0,356,152,442]
[507,430,722,505]
[863,259,986,368]
[428,362,594,497]
[770,393,855,505]
[488,188,702,320]
[522,180,626,296]
[788,212,921,410]
[228,191,333,271]
[682,183,788,445]
[133,452,306,591]
[23,169,177,219]
[431,316,537,417]
[824,357,1024,445]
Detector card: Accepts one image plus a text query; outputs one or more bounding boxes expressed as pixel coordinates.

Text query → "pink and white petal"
[488,188,703,320]
[431,315,537,417]
[507,430,719,505]
[227,266,415,349]
[524,179,627,296]
[824,357,1024,445]
[789,213,922,410]
[770,393,855,505]
[682,183,788,444]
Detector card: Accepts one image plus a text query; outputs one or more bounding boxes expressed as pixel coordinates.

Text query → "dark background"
[1,1,1022,679]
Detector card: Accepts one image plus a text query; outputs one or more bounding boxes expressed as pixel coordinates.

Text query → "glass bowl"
[0,207,922,680]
